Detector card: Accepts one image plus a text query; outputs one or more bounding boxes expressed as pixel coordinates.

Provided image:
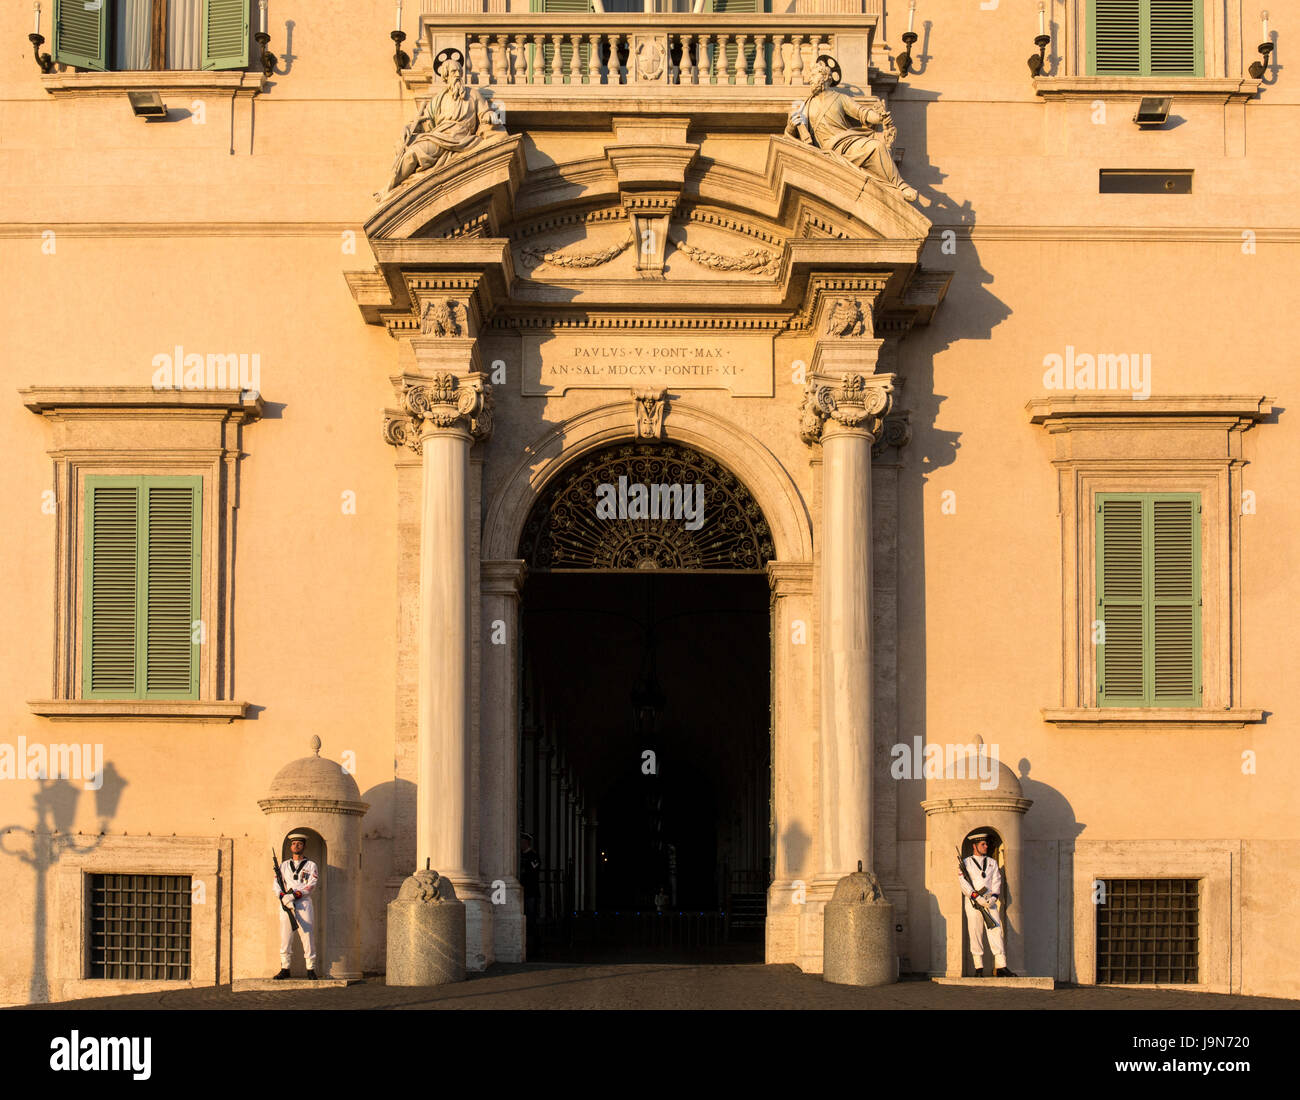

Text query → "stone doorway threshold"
[233,978,361,991]
[932,976,1056,989]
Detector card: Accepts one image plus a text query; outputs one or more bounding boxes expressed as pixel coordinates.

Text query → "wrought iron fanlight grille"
[519,443,774,572]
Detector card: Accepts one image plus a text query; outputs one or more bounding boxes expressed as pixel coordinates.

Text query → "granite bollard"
[823,862,896,987]
[386,869,466,985]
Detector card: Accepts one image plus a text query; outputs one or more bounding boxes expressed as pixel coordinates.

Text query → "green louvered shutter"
[531,0,592,80]
[202,0,250,71]
[144,482,202,697]
[53,0,108,71]
[1096,493,1201,707]
[1089,0,1201,76]
[83,476,201,700]
[1097,496,1146,706]
[1090,0,1141,74]
[84,480,140,697]
[706,0,768,83]
[1148,0,1201,76]
[1151,496,1200,705]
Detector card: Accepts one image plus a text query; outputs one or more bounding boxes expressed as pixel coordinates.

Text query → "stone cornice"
[28,700,249,721]
[766,560,813,596]
[257,796,371,817]
[39,70,266,100]
[22,387,263,420]
[920,796,1035,816]
[481,559,528,594]
[1027,395,1274,424]
[1032,76,1260,102]
[1040,708,1266,728]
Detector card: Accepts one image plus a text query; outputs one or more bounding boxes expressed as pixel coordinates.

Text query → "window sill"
[40,70,265,100]
[1032,76,1259,102]
[1041,707,1264,728]
[28,700,250,722]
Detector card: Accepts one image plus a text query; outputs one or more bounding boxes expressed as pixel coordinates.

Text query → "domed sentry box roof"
[259,736,369,815]
[922,738,1029,811]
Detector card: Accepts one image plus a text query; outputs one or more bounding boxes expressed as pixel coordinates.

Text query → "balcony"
[404,11,882,122]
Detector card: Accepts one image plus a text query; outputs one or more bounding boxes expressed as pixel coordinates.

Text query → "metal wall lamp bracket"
[1028,33,1051,77]
[29,31,54,74]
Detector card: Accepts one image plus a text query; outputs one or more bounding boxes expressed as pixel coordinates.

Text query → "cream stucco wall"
[1,0,1297,1002]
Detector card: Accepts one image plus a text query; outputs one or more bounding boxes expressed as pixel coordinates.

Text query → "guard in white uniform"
[959,832,1014,977]
[273,833,319,980]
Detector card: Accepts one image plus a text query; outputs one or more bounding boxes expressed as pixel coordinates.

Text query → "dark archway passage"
[519,571,771,961]
[514,441,776,961]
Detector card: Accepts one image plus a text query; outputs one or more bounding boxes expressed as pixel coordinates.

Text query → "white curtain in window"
[115,0,152,71]
[167,0,204,70]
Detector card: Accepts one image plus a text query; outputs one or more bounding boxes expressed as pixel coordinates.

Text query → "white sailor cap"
[287,832,310,842]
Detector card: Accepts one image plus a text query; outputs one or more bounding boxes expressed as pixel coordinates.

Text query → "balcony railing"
[416,13,879,89]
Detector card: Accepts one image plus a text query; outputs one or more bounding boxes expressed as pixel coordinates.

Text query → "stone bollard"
[823,862,896,987]
[386,869,466,985]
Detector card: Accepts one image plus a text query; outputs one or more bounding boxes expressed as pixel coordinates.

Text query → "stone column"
[481,559,527,962]
[765,560,815,966]
[384,368,493,966]
[797,295,893,971]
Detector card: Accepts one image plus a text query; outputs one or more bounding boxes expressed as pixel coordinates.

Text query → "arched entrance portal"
[517,442,774,961]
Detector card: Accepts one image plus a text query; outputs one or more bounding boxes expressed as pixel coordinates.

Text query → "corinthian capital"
[798,372,893,445]
[384,373,493,454]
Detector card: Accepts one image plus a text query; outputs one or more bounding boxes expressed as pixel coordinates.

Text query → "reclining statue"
[785,56,918,203]
[379,48,501,197]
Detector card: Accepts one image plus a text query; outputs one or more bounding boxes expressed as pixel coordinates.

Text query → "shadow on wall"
[892,85,1012,972]
[1017,758,1086,980]
[0,762,129,1004]
[781,819,812,885]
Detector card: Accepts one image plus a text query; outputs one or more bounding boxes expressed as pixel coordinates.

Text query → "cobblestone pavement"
[15,964,1295,1011]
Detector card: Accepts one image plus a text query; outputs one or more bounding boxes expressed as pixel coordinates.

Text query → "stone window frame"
[52,836,230,1001]
[1028,395,1269,728]
[1071,839,1237,993]
[1033,0,1260,95]
[22,387,259,721]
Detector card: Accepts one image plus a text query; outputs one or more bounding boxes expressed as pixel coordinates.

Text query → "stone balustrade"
[415,13,879,90]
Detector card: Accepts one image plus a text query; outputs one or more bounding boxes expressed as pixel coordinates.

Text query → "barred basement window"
[1096,878,1199,984]
[90,874,192,980]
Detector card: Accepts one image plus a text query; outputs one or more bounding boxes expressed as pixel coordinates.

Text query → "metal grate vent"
[90,874,192,980]
[1096,878,1199,983]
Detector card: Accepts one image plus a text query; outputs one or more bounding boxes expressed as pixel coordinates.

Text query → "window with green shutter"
[83,476,202,700]
[54,0,248,72]
[1088,0,1203,76]
[1096,493,1201,707]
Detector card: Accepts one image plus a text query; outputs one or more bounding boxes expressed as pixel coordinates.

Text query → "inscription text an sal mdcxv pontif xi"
[520,332,775,398]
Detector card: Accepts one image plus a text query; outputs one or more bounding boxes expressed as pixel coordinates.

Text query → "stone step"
[233,978,360,991]
[931,976,1057,990]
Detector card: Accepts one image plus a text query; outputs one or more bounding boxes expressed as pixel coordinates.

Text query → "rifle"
[272,850,299,932]
[956,846,998,931]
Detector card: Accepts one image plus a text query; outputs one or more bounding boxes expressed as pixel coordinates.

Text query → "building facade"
[2,0,1296,1004]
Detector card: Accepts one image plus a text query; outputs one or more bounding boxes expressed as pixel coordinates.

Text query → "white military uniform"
[959,853,1006,970]
[275,857,319,971]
